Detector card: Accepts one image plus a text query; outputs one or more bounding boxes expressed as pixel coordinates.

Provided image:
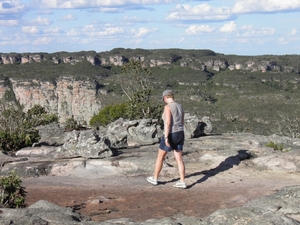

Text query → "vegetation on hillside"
[1,48,300,137]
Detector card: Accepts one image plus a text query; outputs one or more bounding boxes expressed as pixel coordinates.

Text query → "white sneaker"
[173,181,186,189]
[146,176,158,185]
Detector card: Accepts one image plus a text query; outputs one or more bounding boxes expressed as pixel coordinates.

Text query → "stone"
[199,186,300,225]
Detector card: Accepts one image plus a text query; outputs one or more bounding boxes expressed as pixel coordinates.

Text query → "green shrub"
[0,170,26,208]
[0,104,58,152]
[89,103,127,127]
[25,104,59,127]
[265,141,284,151]
[90,97,163,127]
[0,129,39,152]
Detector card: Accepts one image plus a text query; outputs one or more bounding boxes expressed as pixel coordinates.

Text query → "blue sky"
[0,0,299,56]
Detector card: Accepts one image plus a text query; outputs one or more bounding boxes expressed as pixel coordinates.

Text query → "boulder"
[36,123,66,146]
[0,200,91,225]
[55,129,113,158]
[184,114,213,138]
[200,185,300,225]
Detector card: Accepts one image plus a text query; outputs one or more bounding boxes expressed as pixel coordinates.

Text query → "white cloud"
[37,0,177,9]
[71,24,126,37]
[232,0,300,14]
[98,26,124,36]
[166,3,232,21]
[66,29,80,36]
[185,25,215,35]
[220,21,237,33]
[277,37,289,45]
[123,16,151,24]
[43,27,64,33]
[241,26,276,37]
[32,37,53,45]
[66,23,125,37]
[150,38,171,45]
[237,38,249,43]
[0,38,30,46]
[98,7,121,13]
[131,27,156,38]
[0,1,25,15]
[127,38,144,46]
[31,16,52,25]
[60,14,77,21]
[22,26,40,34]
[0,19,18,26]
[291,28,297,35]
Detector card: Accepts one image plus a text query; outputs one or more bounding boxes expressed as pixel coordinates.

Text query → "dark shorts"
[159,131,184,152]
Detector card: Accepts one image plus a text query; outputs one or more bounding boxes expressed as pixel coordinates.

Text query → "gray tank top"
[163,102,184,133]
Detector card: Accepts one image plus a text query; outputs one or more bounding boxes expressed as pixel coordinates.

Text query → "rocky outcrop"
[200,185,300,225]
[2,117,299,179]
[14,115,211,160]
[1,49,299,73]
[1,77,103,124]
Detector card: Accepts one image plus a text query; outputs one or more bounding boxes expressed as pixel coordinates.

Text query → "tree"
[120,59,163,121]
[272,110,300,138]
[90,59,163,127]
[121,59,152,100]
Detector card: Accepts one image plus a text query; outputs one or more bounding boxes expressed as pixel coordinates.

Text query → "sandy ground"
[22,159,300,222]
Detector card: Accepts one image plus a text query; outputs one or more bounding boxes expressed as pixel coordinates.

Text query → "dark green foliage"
[0,104,58,152]
[26,105,59,127]
[0,129,39,152]
[89,103,127,127]
[0,170,26,208]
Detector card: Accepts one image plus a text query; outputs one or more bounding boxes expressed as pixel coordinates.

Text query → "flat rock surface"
[21,135,300,222]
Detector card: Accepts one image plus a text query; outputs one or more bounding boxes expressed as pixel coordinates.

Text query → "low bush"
[89,103,128,127]
[266,141,284,151]
[0,104,58,153]
[0,170,26,208]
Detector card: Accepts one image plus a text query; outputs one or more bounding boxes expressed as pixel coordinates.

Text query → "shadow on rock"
[185,149,252,189]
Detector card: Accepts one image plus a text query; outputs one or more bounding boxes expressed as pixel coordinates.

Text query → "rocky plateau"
[0,116,300,224]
